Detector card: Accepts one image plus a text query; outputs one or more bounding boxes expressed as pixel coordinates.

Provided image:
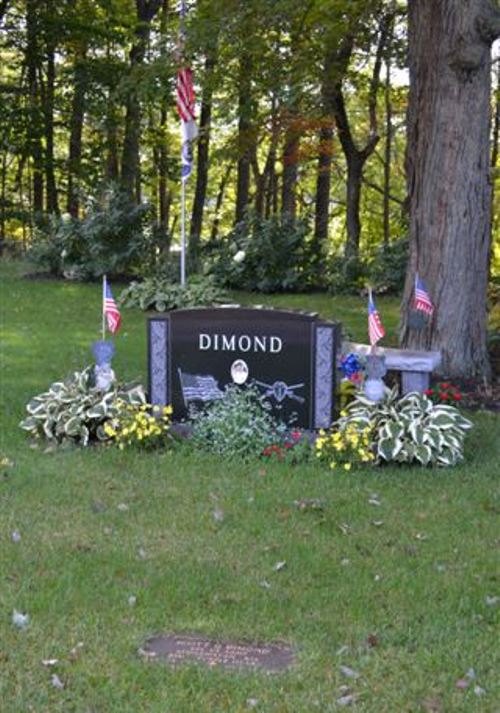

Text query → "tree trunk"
[383,24,394,247]
[234,53,253,224]
[313,122,334,246]
[281,112,300,220]
[210,163,232,241]
[67,45,87,217]
[401,0,500,377]
[26,0,44,217]
[189,53,216,269]
[120,0,162,200]
[43,32,59,215]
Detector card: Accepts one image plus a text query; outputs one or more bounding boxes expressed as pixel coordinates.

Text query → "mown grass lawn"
[0,261,499,713]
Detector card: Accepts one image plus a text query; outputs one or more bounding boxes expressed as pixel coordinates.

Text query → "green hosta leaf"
[431,413,457,429]
[437,447,460,467]
[27,398,47,415]
[80,425,90,447]
[19,416,38,432]
[409,421,425,445]
[382,421,404,440]
[65,416,82,436]
[43,420,56,439]
[86,403,107,419]
[378,436,403,461]
[414,444,432,465]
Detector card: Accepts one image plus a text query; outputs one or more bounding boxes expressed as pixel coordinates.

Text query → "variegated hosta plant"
[19,366,146,447]
[336,386,473,467]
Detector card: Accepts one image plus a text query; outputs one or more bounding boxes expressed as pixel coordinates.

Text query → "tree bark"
[189,53,216,269]
[67,44,87,217]
[234,53,253,224]
[401,0,500,378]
[43,24,59,215]
[210,163,232,241]
[26,0,44,217]
[120,0,162,200]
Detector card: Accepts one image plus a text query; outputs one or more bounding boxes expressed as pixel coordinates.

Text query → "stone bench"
[342,341,442,394]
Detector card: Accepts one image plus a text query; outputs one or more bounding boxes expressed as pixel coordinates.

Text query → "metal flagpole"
[181,180,186,286]
[102,274,106,341]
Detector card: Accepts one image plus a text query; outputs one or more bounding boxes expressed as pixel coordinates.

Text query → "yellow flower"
[344,463,352,471]
[340,410,347,417]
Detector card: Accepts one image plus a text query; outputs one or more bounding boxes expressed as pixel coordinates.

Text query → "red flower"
[424,389,434,396]
[291,431,302,442]
[284,442,294,449]
[452,393,462,401]
[440,382,451,389]
[439,392,449,400]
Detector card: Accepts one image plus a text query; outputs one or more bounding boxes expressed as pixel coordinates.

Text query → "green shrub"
[335,386,473,467]
[119,274,226,311]
[327,238,408,296]
[189,385,286,461]
[28,185,154,279]
[19,366,146,447]
[206,212,319,293]
[367,237,409,294]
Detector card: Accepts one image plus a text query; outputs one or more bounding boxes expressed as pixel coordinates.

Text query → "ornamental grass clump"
[336,386,473,467]
[104,402,172,450]
[315,423,375,471]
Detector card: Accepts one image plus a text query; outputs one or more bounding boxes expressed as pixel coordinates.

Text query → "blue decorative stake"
[92,340,115,391]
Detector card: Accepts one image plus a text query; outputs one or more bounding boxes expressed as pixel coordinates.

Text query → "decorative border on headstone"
[314,325,334,429]
[149,319,169,405]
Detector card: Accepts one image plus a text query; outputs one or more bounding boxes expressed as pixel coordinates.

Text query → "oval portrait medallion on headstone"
[231,359,249,384]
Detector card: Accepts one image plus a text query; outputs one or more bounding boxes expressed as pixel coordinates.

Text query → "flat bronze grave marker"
[140,634,295,672]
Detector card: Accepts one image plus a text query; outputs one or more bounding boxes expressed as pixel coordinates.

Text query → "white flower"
[61,212,72,223]
[233,250,246,264]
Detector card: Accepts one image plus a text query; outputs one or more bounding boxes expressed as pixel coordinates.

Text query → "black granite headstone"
[148,307,340,430]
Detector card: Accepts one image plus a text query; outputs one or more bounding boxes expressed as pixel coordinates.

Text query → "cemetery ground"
[0,260,499,713]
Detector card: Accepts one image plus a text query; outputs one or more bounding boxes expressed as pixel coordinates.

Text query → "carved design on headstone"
[315,326,334,428]
[150,320,168,405]
[254,379,305,404]
[177,368,224,405]
[140,634,295,672]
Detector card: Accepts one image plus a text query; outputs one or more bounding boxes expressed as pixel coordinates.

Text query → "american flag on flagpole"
[103,278,121,335]
[368,290,385,346]
[176,2,197,181]
[414,273,434,316]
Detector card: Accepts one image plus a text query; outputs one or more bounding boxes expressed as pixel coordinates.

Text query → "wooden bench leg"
[401,371,430,394]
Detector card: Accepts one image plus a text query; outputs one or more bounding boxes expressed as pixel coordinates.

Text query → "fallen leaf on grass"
[128,595,137,607]
[473,685,486,696]
[11,531,21,543]
[273,561,286,572]
[339,665,359,679]
[12,610,30,629]
[137,547,147,560]
[69,642,84,660]
[366,633,379,648]
[371,520,384,527]
[368,498,381,507]
[42,659,59,667]
[138,647,157,659]
[294,499,326,512]
[336,693,357,707]
[455,679,470,690]
[336,645,349,656]
[51,674,64,690]
[259,580,271,589]
[485,595,499,606]
[422,698,443,712]
[246,699,259,708]
[0,457,14,468]
[415,533,428,541]
[117,503,129,512]
[212,508,225,523]
[338,523,351,535]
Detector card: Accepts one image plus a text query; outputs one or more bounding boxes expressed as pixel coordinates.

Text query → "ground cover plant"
[1,261,499,712]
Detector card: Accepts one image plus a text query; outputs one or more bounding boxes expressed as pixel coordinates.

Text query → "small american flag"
[414,274,434,316]
[104,279,121,335]
[368,291,385,346]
